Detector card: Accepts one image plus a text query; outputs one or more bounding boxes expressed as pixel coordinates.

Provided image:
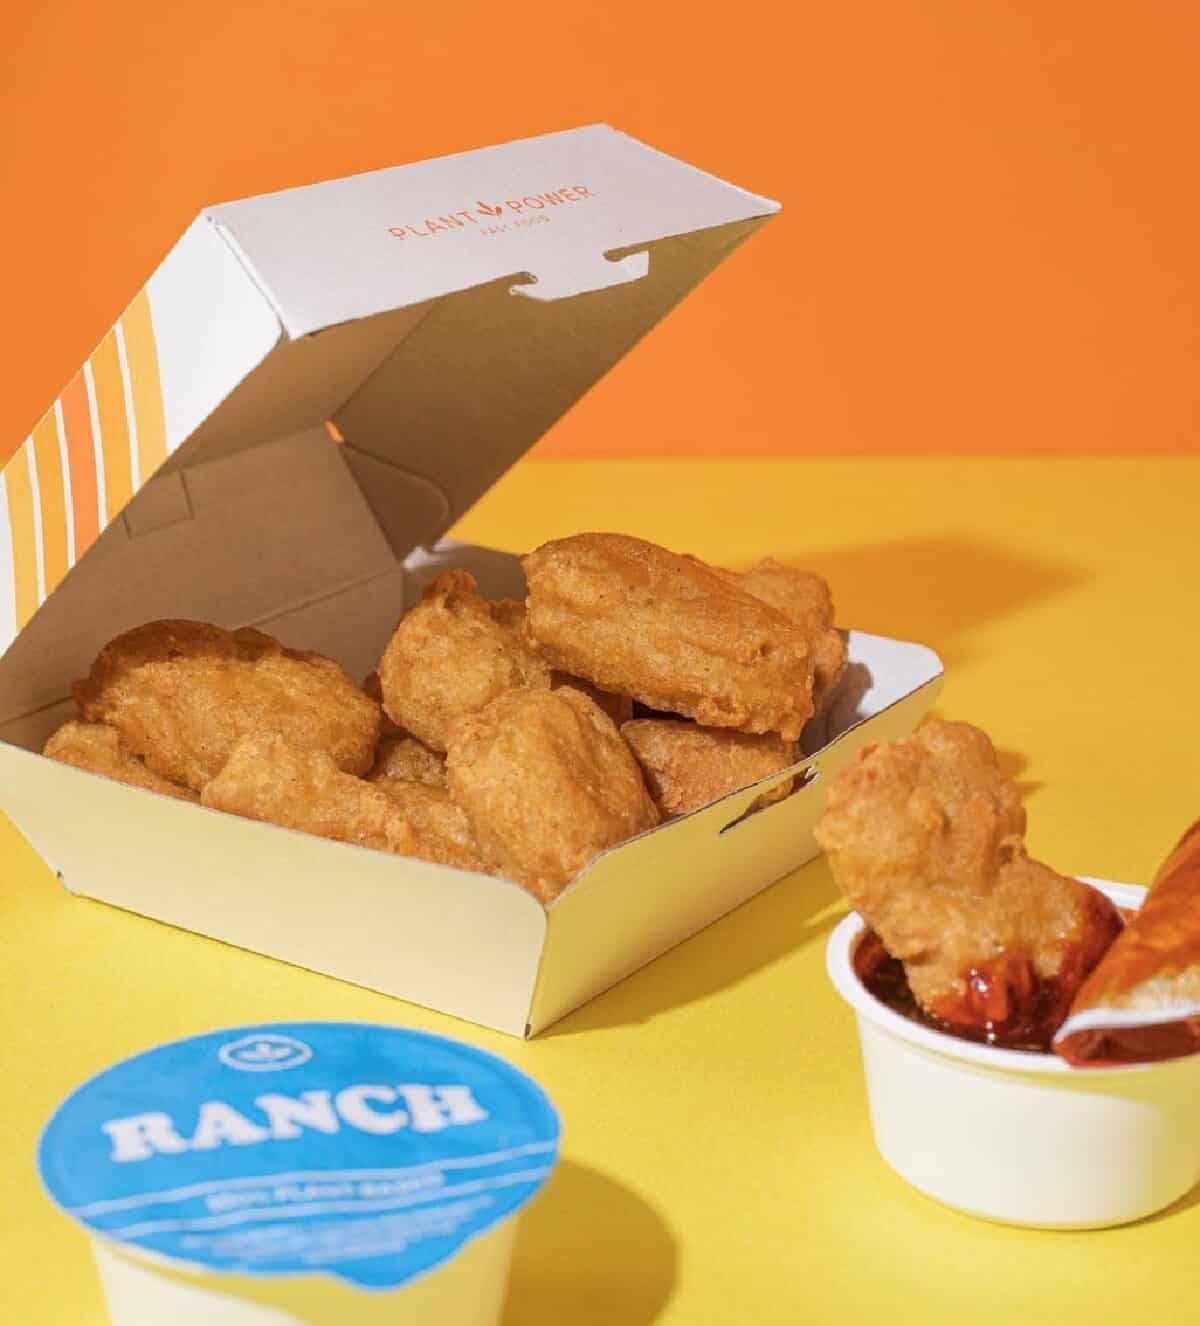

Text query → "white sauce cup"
[826,879,1200,1228]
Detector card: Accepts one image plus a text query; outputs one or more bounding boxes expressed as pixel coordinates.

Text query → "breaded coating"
[368,735,447,788]
[551,672,634,727]
[446,687,660,902]
[43,721,198,803]
[522,534,814,740]
[375,780,488,873]
[815,717,1122,1044]
[1057,819,1200,1064]
[363,671,404,739]
[202,731,417,854]
[621,718,797,818]
[74,620,380,792]
[378,571,551,753]
[711,559,847,709]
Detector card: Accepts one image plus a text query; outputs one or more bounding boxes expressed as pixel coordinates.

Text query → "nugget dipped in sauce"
[522,534,814,741]
[814,717,1122,1049]
[74,620,380,792]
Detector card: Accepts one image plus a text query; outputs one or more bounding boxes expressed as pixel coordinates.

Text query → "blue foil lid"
[38,1022,560,1290]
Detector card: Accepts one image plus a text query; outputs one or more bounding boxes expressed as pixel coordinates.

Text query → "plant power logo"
[387,185,596,240]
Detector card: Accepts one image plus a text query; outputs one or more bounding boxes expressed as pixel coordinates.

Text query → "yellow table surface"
[3,456,1198,1325]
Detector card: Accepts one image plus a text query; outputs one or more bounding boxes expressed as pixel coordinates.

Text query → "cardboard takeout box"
[0,125,942,1035]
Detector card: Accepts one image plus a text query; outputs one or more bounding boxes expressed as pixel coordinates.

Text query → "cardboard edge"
[522,646,946,1035]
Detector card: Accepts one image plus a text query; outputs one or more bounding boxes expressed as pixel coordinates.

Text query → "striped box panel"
[0,288,169,644]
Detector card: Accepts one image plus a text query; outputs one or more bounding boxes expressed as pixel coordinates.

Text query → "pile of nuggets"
[44,533,846,903]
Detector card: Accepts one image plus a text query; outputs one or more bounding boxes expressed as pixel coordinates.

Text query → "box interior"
[0,220,761,753]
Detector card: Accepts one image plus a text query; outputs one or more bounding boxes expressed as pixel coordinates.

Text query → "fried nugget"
[378,571,551,753]
[375,780,487,873]
[368,735,447,788]
[522,534,814,740]
[551,673,634,727]
[43,721,198,802]
[446,687,660,902]
[814,717,1122,1046]
[202,731,417,854]
[621,718,797,818]
[710,559,847,709]
[74,620,380,792]
[363,671,404,739]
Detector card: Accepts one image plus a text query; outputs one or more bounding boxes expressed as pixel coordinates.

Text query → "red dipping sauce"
[852,932,1070,1054]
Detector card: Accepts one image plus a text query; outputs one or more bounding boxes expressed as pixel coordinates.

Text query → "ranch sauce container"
[38,1022,560,1325]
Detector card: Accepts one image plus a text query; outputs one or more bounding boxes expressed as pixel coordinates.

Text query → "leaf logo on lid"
[476,201,504,217]
[217,1033,313,1072]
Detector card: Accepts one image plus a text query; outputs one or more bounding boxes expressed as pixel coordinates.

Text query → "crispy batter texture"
[551,672,634,727]
[522,534,814,740]
[74,620,380,792]
[375,781,488,873]
[368,735,447,788]
[446,687,660,902]
[363,671,404,739]
[711,559,847,710]
[378,571,551,753]
[202,731,417,854]
[621,718,797,818]
[43,721,198,802]
[815,717,1121,1039]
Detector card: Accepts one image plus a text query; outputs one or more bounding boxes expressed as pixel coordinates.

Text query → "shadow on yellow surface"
[505,1161,677,1325]
[547,859,843,1038]
[756,534,1087,669]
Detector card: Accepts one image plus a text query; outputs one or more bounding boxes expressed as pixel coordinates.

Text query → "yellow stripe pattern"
[31,411,69,598]
[3,445,39,631]
[0,287,167,636]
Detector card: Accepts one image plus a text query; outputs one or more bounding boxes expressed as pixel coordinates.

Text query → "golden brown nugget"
[621,718,797,818]
[815,717,1122,1047]
[710,559,847,709]
[447,687,660,902]
[202,731,417,855]
[378,571,551,753]
[486,599,635,722]
[375,780,487,873]
[43,721,198,803]
[551,672,634,726]
[363,671,404,739]
[368,735,447,787]
[522,534,814,740]
[75,620,380,792]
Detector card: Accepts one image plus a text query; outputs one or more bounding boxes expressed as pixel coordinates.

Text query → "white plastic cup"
[39,1023,560,1325]
[87,1217,519,1326]
[826,879,1200,1228]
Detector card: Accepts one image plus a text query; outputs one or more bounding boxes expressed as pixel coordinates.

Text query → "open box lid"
[0,124,778,735]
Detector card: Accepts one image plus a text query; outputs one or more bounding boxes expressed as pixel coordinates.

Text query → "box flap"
[1,125,778,671]
[206,124,778,336]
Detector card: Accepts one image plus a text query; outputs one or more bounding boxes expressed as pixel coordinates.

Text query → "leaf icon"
[477,201,504,217]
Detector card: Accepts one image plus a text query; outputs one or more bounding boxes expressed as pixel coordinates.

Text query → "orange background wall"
[2,1,1197,463]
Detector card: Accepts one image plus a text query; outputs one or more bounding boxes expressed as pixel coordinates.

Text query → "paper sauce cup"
[38,1022,560,1325]
[826,880,1200,1228]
